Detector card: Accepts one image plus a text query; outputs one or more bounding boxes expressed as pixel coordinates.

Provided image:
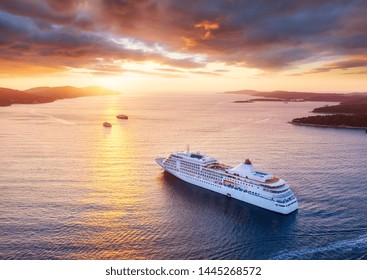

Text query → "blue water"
[0,92,366,260]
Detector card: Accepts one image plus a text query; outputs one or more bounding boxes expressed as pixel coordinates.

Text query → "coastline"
[0,86,119,107]
[233,98,304,103]
[289,121,367,130]
[0,99,56,107]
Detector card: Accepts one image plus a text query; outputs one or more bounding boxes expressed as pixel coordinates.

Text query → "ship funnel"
[228,162,254,176]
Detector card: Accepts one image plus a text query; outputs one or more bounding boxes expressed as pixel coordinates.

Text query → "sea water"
[0,92,366,259]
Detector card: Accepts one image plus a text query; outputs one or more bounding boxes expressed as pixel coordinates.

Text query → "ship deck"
[264,177,280,184]
[207,163,231,171]
[207,163,281,185]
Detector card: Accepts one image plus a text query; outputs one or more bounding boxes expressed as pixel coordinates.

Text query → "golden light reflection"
[70,101,154,259]
[87,103,137,205]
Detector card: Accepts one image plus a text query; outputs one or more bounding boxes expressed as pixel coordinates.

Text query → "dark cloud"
[0,8,201,75]
[0,0,367,75]
[0,0,76,25]
[46,0,80,12]
[93,0,367,70]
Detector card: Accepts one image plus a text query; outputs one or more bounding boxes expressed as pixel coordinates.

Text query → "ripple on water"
[0,93,366,259]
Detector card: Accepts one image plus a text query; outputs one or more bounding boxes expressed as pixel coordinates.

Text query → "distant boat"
[116,114,128,119]
[103,122,112,127]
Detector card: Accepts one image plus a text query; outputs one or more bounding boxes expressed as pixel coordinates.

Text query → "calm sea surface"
[0,92,366,260]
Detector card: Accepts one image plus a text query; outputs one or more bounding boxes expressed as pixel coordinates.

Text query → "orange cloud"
[194,20,220,39]
[181,36,197,49]
[0,59,66,77]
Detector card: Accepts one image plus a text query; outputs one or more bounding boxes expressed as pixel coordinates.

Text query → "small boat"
[103,122,112,127]
[116,114,128,119]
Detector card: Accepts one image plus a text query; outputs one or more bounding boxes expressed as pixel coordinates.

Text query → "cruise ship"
[156,150,298,214]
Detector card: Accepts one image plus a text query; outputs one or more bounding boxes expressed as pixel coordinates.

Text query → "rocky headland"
[0,86,119,107]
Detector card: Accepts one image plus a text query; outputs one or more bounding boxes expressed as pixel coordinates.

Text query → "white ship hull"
[156,157,298,215]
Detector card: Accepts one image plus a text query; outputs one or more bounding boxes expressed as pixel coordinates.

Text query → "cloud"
[0,9,202,76]
[82,68,184,78]
[0,0,367,76]
[90,0,367,70]
[194,20,220,39]
[189,70,222,76]
[214,69,230,73]
[327,59,367,70]
[303,58,367,74]
[0,0,79,26]
[155,68,186,73]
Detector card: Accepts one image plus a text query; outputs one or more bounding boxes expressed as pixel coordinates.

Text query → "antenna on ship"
[186,144,190,153]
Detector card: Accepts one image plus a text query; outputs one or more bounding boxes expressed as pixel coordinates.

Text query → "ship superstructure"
[156,151,298,214]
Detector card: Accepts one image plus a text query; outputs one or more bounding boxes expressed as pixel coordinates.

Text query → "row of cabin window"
[180,169,221,183]
[179,167,219,179]
[263,188,288,194]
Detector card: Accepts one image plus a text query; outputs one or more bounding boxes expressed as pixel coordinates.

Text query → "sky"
[0,0,366,93]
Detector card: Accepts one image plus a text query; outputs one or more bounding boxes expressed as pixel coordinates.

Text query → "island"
[292,96,367,129]
[233,98,304,103]
[227,89,367,130]
[227,89,367,103]
[312,103,367,114]
[0,86,119,107]
[291,114,367,129]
